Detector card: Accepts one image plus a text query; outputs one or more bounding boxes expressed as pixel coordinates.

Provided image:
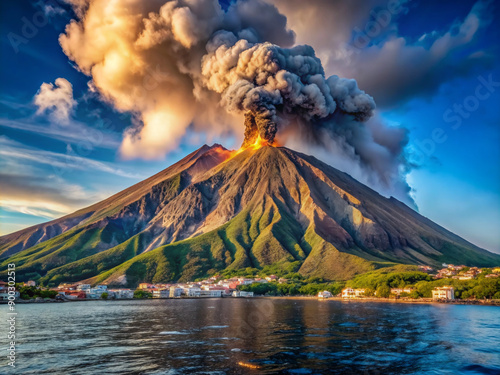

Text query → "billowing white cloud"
[59,0,260,159]
[58,0,413,204]
[34,77,76,124]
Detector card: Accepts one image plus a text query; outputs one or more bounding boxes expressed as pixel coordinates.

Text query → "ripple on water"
[288,369,314,374]
[461,364,500,374]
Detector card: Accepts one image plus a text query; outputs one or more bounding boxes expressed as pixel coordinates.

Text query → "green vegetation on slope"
[0,173,186,285]
[35,200,374,287]
[344,265,500,299]
[0,222,127,282]
[236,266,500,300]
[346,265,431,289]
[39,232,148,286]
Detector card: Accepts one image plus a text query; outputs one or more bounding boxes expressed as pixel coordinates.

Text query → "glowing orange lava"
[227,135,272,160]
[248,135,268,150]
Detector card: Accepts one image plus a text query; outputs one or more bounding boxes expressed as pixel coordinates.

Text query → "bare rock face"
[1,143,499,285]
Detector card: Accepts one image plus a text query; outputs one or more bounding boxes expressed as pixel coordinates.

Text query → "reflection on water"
[1,299,499,374]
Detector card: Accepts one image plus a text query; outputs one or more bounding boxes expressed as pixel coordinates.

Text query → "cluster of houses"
[318,285,457,301]
[0,280,38,300]
[56,283,134,300]
[418,264,500,280]
[136,275,280,298]
[56,275,273,300]
[1,275,281,301]
[318,265,500,301]
[434,264,500,280]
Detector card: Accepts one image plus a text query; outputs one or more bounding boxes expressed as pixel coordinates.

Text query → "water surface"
[1,298,499,374]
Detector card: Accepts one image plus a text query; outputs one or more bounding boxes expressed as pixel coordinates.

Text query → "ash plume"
[60,0,412,203]
[202,38,375,146]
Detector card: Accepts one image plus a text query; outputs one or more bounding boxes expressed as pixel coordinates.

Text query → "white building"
[57,283,75,290]
[341,288,366,299]
[238,278,254,285]
[0,291,20,300]
[233,291,254,297]
[169,287,183,298]
[432,286,455,300]
[86,285,108,298]
[85,291,101,299]
[153,289,170,298]
[318,291,333,299]
[199,290,222,297]
[109,289,134,299]
[76,284,91,291]
[185,287,202,297]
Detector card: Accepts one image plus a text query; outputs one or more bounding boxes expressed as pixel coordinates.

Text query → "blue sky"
[1,0,499,254]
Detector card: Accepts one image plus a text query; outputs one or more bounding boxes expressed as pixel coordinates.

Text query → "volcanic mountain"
[1,144,498,287]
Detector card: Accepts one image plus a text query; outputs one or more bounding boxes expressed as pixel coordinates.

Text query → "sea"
[1,298,499,374]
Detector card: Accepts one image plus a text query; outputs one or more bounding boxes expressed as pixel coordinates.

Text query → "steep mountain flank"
[2,144,498,286]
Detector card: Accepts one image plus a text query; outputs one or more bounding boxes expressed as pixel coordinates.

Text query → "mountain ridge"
[1,144,498,287]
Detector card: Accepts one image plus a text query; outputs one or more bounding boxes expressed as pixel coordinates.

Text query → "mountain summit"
[1,144,498,286]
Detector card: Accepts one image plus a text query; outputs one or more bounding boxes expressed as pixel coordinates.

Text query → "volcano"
[1,144,498,287]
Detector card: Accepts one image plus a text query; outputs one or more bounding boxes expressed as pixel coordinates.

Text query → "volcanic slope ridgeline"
[1,144,499,287]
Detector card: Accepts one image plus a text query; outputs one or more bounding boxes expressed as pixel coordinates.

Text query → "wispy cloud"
[0,170,97,221]
[0,118,120,149]
[0,136,144,179]
[0,135,146,225]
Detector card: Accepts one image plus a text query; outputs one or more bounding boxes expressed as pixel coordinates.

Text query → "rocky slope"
[1,144,498,286]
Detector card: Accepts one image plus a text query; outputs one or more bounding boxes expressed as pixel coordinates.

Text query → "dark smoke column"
[242,112,258,147]
[242,112,277,147]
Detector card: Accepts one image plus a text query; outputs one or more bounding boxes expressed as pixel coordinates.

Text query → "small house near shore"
[318,291,333,299]
[432,286,455,300]
[341,288,366,299]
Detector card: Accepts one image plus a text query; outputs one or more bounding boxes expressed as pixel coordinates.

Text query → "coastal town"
[1,263,499,303]
[331,264,500,301]
[0,274,271,301]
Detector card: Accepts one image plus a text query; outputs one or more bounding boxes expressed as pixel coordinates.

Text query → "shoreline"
[256,296,500,306]
[3,296,499,306]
